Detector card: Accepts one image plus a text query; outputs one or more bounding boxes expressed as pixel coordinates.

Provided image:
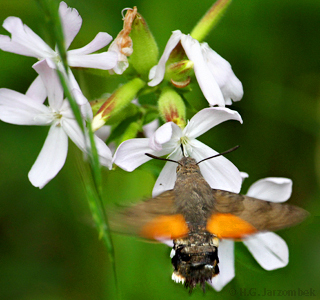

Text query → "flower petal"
[160,122,183,152]
[28,125,68,188]
[26,75,47,104]
[181,34,224,106]
[0,17,54,58]
[61,117,112,168]
[113,139,151,171]
[59,1,82,49]
[0,88,51,125]
[68,51,117,70]
[210,240,235,291]
[113,138,169,172]
[241,172,249,180]
[94,126,116,155]
[107,39,129,75]
[246,177,292,202]
[152,151,183,196]
[33,60,64,110]
[243,232,289,270]
[148,65,156,81]
[148,30,182,86]
[68,32,113,55]
[93,135,113,169]
[58,70,93,121]
[67,70,81,90]
[60,118,86,150]
[95,125,111,142]
[184,107,243,140]
[109,57,129,75]
[142,119,159,138]
[149,122,175,151]
[201,43,243,103]
[71,88,93,120]
[189,139,242,193]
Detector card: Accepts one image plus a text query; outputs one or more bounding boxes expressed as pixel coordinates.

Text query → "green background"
[0,0,319,299]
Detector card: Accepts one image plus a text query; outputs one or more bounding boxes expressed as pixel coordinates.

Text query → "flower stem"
[190,0,232,42]
[36,0,120,298]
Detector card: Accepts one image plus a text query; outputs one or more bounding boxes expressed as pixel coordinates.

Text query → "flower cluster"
[0,1,294,292]
[0,2,116,187]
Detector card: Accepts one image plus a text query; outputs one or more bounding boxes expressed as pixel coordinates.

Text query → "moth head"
[176,156,199,175]
[171,233,219,292]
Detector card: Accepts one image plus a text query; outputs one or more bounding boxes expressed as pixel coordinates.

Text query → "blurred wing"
[109,190,189,240]
[206,189,309,239]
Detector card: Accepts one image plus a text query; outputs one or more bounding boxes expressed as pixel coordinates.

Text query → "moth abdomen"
[171,232,219,292]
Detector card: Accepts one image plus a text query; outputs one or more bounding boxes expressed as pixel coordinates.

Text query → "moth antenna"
[145,153,182,165]
[196,145,240,165]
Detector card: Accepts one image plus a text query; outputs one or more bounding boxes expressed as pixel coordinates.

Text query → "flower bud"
[158,87,186,128]
[165,60,194,88]
[120,121,141,143]
[129,11,159,80]
[92,78,145,131]
[90,97,109,116]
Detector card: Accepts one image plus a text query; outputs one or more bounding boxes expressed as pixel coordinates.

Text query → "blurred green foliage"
[0,0,319,299]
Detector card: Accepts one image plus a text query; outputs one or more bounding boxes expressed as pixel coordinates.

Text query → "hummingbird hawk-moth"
[111,153,308,292]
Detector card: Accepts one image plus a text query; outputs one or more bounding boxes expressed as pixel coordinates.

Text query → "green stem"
[36,0,120,298]
[190,0,232,42]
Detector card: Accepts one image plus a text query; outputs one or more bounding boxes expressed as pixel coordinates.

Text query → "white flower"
[148,30,243,106]
[210,177,292,291]
[0,1,118,118]
[0,60,112,188]
[0,1,117,83]
[113,107,243,196]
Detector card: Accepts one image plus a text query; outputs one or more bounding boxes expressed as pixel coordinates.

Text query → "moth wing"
[109,190,188,240]
[207,189,308,239]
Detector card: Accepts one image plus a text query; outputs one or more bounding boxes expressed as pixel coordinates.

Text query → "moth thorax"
[171,232,219,292]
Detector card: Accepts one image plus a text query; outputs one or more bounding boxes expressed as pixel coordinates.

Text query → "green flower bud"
[92,78,145,131]
[165,60,194,88]
[90,97,110,116]
[158,87,186,128]
[120,121,141,143]
[105,103,139,126]
[129,12,159,80]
